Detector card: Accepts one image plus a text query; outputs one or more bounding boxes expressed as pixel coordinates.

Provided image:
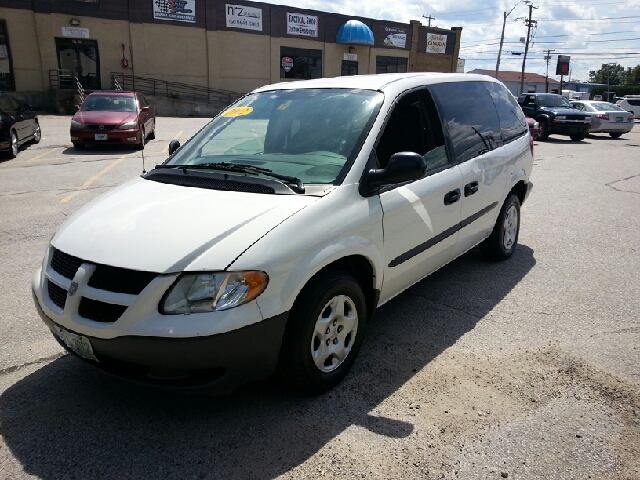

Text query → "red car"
[525,116,539,156]
[70,91,155,150]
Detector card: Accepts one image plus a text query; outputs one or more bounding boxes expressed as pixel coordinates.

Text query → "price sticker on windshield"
[222,107,253,117]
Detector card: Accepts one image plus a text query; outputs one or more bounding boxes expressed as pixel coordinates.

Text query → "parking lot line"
[27,147,60,163]
[160,130,183,154]
[60,152,135,203]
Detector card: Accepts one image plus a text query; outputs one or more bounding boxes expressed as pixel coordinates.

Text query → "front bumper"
[70,128,141,145]
[550,122,590,136]
[33,289,288,393]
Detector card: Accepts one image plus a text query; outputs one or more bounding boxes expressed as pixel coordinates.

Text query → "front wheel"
[136,127,145,150]
[32,122,42,144]
[570,133,585,141]
[148,120,156,140]
[279,273,366,394]
[609,132,622,139]
[538,120,550,141]
[480,194,521,261]
[7,131,18,158]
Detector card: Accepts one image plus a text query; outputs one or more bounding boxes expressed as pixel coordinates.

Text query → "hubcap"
[11,133,17,156]
[311,295,358,373]
[502,205,518,251]
[34,124,41,142]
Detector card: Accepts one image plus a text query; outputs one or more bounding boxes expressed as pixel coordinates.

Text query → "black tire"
[570,133,585,141]
[8,131,18,158]
[609,132,622,139]
[538,120,550,141]
[148,120,156,140]
[72,142,84,150]
[32,121,42,144]
[279,273,367,394]
[479,194,521,261]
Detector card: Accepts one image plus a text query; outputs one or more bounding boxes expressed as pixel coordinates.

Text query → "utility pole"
[544,48,555,92]
[519,3,538,95]
[496,1,524,79]
[422,15,435,27]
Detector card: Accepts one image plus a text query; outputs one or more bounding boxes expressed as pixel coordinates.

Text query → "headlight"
[555,115,566,120]
[117,121,139,130]
[70,120,85,129]
[162,271,268,314]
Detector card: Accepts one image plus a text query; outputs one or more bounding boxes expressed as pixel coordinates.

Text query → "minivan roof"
[252,73,499,94]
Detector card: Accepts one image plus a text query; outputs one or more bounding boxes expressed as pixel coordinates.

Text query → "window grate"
[47,280,67,310]
[79,297,128,323]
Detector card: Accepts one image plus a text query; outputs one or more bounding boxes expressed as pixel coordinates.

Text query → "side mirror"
[141,106,150,112]
[74,105,80,112]
[360,152,427,196]
[168,140,180,155]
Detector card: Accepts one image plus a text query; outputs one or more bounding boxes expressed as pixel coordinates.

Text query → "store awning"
[336,20,374,46]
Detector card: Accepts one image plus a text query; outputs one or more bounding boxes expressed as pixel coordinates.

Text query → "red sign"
[281,56,293,73]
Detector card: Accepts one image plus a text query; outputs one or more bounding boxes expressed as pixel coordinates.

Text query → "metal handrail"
[110,72,243,109]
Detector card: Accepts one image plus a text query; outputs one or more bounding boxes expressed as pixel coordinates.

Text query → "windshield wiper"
[154,162,305,193]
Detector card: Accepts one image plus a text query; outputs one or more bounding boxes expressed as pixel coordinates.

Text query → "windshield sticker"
[222,107,254,117]
[276,103,291,111]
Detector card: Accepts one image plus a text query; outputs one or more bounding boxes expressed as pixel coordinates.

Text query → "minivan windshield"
[537,94,572,108]
[164,88,383,185]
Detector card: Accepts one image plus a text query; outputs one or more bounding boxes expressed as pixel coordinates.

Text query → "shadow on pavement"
[0,245,536,479]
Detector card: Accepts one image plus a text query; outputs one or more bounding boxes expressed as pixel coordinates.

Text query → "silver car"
[570,100,635,138]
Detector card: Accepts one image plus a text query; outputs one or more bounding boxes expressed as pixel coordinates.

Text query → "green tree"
[625,65,640,85]
[588,63,625,84]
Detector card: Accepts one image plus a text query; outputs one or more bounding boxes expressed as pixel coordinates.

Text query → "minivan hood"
[51,178,316,273]
[74,111,137,125]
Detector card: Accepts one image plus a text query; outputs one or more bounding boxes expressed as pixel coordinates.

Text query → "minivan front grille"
[79,297,128,323]
[51,248,84,280]
[47,280,67,310]
[88,265,157,295]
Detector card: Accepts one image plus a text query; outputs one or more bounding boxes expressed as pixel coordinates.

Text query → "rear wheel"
[480,194,521,261]
[609,132,622,139]
[32,122,41,144]
[279,273,366,394]
[8,131,18,158]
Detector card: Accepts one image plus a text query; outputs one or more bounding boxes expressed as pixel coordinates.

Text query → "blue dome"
[336,20,374,46]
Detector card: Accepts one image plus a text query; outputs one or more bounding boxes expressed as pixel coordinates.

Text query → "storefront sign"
[426,33,447,54]
[383,27,407,49]
[343,53,357,61]
[226,4,263,31]
[287,13,318,37]
[153,0,196,23]
[61,27,90,38]
[281,56,293,72]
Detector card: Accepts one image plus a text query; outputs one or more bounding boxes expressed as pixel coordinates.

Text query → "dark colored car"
[70,91,156,150]
[518,93,591,141]
[0,93,41,158]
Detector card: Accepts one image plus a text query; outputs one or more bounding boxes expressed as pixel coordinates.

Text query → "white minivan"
[32,73,533,394]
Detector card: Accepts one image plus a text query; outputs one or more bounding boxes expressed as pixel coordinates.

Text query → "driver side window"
[375,90,449,172]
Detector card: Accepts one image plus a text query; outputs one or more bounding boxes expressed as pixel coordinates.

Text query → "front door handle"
[444,189,461,205]
[465,181,479,196]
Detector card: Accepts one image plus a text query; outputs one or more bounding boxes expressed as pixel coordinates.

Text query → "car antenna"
[129,44,146,174]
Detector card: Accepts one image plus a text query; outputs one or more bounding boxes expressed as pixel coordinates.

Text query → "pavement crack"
[606,173,640,194]
[0,352,65,377]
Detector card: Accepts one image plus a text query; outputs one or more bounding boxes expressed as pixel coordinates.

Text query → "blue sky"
[271,0,640,83]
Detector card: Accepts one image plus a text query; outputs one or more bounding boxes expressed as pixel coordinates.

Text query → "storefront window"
[280,47,322,79]
[0,20,15,91]
[376,56,407,74]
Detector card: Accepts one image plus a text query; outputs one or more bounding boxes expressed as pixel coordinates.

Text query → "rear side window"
[429,81,502,163]
[627,99,640,106]
[485,82,528,144]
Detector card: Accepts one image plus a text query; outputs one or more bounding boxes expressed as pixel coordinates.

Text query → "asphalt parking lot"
[1,115,639,479]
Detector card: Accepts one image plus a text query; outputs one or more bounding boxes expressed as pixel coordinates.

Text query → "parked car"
[570,100,635,138]
[0,93,41,158]
[518,93,591,141]
[615,95,640,118]
[70,91,155,150]
[33,73,533,394]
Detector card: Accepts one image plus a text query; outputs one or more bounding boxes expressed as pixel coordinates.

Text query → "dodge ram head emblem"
[68,282,78,297]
